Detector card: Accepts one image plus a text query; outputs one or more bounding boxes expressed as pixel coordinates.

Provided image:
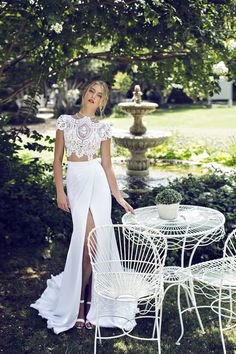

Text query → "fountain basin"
[118,101,158,109]
[113,129,172,176]
[118,101,158,135]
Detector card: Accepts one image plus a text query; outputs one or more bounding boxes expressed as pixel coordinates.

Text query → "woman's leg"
[76,209,95,328]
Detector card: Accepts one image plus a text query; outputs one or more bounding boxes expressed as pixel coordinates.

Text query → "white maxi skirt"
[30,159,137,334]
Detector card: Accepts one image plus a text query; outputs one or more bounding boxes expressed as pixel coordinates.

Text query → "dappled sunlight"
[20,267,47,280]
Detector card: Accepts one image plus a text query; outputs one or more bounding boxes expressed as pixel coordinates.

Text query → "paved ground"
[34,108,55,136]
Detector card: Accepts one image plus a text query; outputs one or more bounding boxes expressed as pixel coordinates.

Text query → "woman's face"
[84,84,104,111]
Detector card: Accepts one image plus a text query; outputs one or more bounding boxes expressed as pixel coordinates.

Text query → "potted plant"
[155,188,182,220]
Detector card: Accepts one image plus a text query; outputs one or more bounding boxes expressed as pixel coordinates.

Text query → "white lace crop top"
[56,114,113,160]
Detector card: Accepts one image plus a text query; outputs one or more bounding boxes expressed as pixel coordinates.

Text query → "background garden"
[1,1,236,353]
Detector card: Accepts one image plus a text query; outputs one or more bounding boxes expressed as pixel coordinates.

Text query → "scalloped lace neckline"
[70,114,100,124]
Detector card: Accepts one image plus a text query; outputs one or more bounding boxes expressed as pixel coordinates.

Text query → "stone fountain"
[112,85,172,176]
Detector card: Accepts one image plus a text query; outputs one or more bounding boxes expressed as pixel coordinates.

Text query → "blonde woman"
[30,81,135,333]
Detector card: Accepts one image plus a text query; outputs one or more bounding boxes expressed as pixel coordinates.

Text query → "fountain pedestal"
[113,100,171,176]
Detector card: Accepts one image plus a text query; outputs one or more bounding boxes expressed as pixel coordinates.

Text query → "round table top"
[122,205,225,248]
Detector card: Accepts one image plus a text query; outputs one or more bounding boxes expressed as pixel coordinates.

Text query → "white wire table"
[122,204,225,344]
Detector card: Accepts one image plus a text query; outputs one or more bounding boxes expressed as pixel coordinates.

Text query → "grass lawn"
[109,105,236,138]
[1,242,236,354]
[16,105,236,165]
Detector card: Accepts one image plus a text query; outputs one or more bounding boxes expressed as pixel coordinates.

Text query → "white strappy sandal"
[75,300,85,330]
[85,301,94,330]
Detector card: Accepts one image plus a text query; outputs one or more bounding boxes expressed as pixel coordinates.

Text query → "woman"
[30,80,135,334]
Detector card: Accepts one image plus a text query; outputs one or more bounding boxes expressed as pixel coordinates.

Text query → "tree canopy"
[1,0,236,104]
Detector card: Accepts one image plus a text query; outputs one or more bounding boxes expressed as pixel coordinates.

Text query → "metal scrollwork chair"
[190,229,236,353]
[88,224,167,354]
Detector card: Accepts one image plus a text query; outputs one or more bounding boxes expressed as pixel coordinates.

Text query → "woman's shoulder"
[99,118,113,127]
[99,119,113,140]
[56,114,72,130]
[57,114,73,120]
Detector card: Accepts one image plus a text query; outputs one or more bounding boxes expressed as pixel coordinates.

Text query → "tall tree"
[0,0,235,104]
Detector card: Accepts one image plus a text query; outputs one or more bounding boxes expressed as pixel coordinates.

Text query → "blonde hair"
[81,80,109,118]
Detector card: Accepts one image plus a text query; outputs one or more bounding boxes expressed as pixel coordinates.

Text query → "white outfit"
[55,114,112,160]
[30,115,137,334]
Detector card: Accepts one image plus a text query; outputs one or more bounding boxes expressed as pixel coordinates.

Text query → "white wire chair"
[122,205,225,345]
[87,224,167,354]
[190,229,236,353]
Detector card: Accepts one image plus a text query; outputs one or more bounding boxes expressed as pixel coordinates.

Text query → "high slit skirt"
[30,159,137,334]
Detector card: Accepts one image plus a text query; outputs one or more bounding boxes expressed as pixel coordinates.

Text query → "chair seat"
[94,272,162,300]
[191,257,236,287]
[163,266,191,283]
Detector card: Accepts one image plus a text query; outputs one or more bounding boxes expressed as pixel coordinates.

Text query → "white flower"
[228,39,236,51]
[29,0,39,4]
[171,83,183,89]
[67,89,80,103]
[50,23,63,34]
[132,64,138,73]
[212,61,228,76]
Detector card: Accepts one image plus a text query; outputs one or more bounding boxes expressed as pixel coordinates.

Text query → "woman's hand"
[57,191,70,212]
[116,196,135,215]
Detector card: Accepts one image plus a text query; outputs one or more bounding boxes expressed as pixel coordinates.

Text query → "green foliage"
[0,1,235,109]
[111,105,129,118]
[112,144,130,158]
[155,188,182,204]
[227,137,236,166]
[0,120,70,246]
[7,95,42,124]
[53,80,81,118]
[148,135,205,160]
[147,135,236,167]
[112,71,132,95]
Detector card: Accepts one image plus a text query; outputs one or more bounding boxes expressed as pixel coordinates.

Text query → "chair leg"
[219,291,227,354]
[159,295,163,339]
[176,284,184,345]
[152,317,157,339]
[183,285,191,309]
[188,279,205,334]
[155,296,162,354]
[94,295,102,354]
[97,296,102,345]
[94,300,98,354]
[152,305,158,338]
[227,288,233,327]
[94,325,98,354]
[176,281,205,345]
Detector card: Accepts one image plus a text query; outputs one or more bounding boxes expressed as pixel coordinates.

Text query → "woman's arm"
[53,130,70,212]
[101,139,134,214]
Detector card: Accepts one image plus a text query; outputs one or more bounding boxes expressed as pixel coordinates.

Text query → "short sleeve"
[100,121,113,141]
[56,115,67,131]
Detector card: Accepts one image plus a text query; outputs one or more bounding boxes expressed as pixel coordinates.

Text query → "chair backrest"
[224,228,236,258]
[87,224,167,300]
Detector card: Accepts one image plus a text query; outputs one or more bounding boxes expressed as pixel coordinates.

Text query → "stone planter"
[157,203,180,220]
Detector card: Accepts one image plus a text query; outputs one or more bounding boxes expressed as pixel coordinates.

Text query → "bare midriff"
[67,153,97,162]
